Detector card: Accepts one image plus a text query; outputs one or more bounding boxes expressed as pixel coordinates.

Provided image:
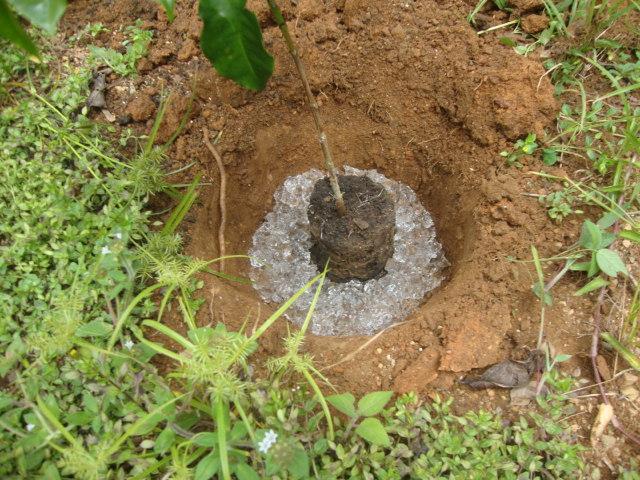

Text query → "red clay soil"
[61,0,640,466]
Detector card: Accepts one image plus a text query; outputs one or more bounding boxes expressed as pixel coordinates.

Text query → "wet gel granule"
[249,166,448,336]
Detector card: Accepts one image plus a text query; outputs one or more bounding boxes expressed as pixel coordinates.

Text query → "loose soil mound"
[63,0,595,401]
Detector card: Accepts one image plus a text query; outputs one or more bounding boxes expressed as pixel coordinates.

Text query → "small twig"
[267,0,346,216]
[203,127,227,273]
[321,321,408,371]
[476,19,519,35]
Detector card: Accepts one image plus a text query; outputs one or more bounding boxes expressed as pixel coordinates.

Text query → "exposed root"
[203,127,227,272]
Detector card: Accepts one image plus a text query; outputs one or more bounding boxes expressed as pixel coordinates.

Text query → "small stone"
[101,109,116,122]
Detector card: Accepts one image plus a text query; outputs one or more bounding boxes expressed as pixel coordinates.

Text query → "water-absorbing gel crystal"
[249,167,448,336]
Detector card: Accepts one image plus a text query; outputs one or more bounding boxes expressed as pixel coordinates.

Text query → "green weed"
[88,21,152,76]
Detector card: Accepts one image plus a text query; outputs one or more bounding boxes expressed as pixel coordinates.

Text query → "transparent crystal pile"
[249,167,448,336]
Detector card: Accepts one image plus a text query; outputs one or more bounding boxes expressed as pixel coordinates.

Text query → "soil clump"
[308,175,395,282]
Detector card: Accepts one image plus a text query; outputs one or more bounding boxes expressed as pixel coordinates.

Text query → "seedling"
[326,391,393,447]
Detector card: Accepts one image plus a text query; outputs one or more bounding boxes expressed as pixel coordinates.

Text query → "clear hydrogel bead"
[249,166,448,336]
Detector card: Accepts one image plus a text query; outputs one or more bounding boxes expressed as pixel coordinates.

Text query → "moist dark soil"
[308,175,395,282]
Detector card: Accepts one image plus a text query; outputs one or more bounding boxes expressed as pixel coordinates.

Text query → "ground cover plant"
[1,0,640,478]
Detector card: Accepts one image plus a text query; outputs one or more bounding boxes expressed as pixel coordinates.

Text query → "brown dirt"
[61,0,640,471]
[61,0,575,397]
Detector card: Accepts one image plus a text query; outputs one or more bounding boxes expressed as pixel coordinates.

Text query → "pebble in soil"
[249,166,448,336]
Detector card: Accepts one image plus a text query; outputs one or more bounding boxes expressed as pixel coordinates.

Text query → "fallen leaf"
[461,350,544,390]
[87,70,109,109]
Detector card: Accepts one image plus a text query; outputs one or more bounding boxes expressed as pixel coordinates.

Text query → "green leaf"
[9,0,66,35]
[155,0,175,21]
[326,393,356,417]
[0,0,39,55]
[595,249,628,277]
[574,277,609,296]
[154,427,175,454]
[199,0,274,91]
[234,462,260,480]
[569,261,591,272]
[601,332,640,372]
[587,253,599,278]
[542,148,558,166]
[288,447,310,479]
[597,211,618,229]
[193,432,217,447]
[499,36,516,47]
[75,319,113,338]
[620,230,640,244]
[355,417,391,446]
[357,391,393,417]
[554,353,571,363]
[579,220,603,250]
[194,453,220,480]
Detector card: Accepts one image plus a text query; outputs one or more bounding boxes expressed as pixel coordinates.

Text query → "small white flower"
[257,429,278,454]
[26,423,35,432]
[114,232,123,240]
[101,246,111,255]
[123,339,134,350]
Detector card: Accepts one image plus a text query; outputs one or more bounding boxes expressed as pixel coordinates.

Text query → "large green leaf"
[0,0,38,55]
[199,0,274,91]
[578,220,603,251]
[326,393,356,418]
[9,0,66,35]
[357,391,393,417]
[194,453,220,480]
[355,417,391,446]
[595,248,628,277]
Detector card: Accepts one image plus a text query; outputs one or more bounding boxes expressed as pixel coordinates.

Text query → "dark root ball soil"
[308,175,395,282]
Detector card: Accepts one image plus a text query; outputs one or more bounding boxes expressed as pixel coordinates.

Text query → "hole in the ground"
[247,166,456,336]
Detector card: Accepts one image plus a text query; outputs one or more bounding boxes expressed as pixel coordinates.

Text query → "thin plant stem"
[234,399,256,444]
[215,397,232,480]
[107,283,164,351]
[266,0,346,215]
[301,367,334,440]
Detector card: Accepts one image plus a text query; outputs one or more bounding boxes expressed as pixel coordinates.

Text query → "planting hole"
[250,166,448,336]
